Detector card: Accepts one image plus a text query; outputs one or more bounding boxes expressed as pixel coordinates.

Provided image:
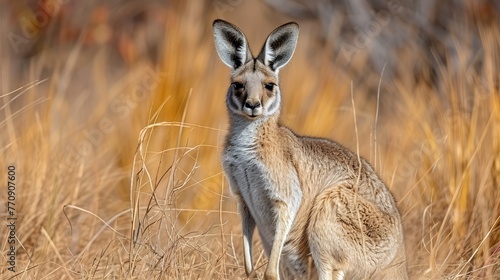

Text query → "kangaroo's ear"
[213,20,252,70]
[258,22,299,72]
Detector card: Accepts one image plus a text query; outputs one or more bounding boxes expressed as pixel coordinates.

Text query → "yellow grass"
[1,1,499,279]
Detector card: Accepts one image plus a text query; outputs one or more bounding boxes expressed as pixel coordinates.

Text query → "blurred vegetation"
[0,0,499,278]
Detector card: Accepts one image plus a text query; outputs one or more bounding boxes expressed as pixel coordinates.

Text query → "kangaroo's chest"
[222,145,279,241]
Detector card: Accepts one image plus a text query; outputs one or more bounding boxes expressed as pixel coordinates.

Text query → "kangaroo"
[213,19,408,280]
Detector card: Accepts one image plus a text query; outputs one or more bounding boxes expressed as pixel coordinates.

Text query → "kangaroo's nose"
[244,100,261,109]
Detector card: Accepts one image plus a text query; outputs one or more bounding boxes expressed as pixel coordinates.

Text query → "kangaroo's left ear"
[258,22,299,72]
[213,19,253,70]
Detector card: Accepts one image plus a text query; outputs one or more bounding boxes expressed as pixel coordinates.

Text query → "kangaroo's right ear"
[213,20,252,70]
[257,22,299,72]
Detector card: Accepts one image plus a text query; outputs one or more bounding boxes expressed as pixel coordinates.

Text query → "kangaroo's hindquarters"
[308,183,404,279]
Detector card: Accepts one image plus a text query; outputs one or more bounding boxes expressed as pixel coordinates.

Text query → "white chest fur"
[222,125,278,245]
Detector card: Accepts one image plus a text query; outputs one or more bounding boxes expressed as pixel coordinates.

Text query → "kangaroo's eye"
[264,83,275,91]
[233,82,245,90]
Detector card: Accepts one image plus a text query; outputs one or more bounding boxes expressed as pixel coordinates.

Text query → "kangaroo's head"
[213,20,299,120]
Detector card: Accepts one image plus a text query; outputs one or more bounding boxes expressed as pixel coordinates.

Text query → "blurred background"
[1,0,499,278]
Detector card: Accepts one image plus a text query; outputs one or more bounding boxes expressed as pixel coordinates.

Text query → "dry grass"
[1,1,499,279]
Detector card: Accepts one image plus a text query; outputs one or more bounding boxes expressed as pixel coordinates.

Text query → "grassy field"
[1,1,499,279]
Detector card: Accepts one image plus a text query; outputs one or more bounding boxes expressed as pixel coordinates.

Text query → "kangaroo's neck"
[227,114,280,147]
